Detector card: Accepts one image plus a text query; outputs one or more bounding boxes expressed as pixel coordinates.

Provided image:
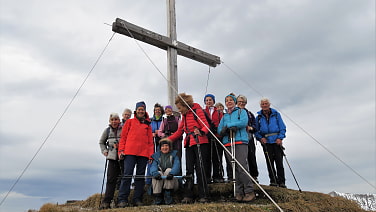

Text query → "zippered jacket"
[151,115,163,133]
[158,115,181,138]
[217,107,248,146]
[118,112,154,159]
[150,150,180,176]
[204,106,223,127]
[99,125,122,160]
[204,106,223,136]
[168,103,209,147]
[254,108,286,143]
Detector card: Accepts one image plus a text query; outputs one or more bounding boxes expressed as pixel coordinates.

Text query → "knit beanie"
[225,94,237,103]
[159,139,172,149]
[204,94,215,103]
[165,105,173,110]
[135,101,146,110]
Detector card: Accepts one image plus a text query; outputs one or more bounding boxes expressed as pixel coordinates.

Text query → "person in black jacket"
[237,95,259,183]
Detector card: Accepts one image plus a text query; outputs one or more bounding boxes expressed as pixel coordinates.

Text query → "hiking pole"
[262,143,278,185]
[210,136,213,183]
[229,128,236,198]
[206,127,284,211]
[193,131,209,196]
[280,146,302,192]
[99,159,108,208]
[213,138,224,179]
[153,136,157,154]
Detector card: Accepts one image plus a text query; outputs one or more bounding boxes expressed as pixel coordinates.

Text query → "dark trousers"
[185,143,210,198]
[210,138,224,180]
[118,155,148,203]
[225,151,233,181]
[103,159,121,203]
[247,135,259,178]
[172,137,183,159]
[262,143,285,184]
[173,137,183,176]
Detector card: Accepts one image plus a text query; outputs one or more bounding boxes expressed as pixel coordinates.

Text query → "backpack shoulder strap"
[256,114,262,125]
[106,126,111,138]
[237,108,242,120]
[192,108,198,121]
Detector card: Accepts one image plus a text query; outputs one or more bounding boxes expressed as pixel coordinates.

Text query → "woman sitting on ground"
[150,140,181,205]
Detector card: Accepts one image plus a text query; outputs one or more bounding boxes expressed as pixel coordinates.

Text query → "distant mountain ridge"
[329,191,376,211]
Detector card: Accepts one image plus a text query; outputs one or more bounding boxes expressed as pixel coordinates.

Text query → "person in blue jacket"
[218,93,255,202]
[146,103,165,187]
[254,97,287,188]
[150,140,180,205]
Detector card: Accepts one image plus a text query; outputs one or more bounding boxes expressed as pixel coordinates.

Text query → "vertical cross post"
[166,0,178,109]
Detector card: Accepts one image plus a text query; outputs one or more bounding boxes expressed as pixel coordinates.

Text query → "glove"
[118,153,125,160]
[166,174,174,180]
[219,126,228,137]
[154,174,162,180]
[229,126,238,132]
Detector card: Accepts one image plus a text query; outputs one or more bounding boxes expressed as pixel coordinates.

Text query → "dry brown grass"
[36,183,366,212]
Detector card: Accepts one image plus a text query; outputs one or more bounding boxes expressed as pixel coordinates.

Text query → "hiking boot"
[117,201,129,208]
[269,182,278,187]
[213,178,224,183]
[164,190,174,205]
[154,193,163,205]
[279,183,287,188]
[133,200,143,207]
[197,197,208,203]
[99,202,110,210]
[181,197,193,204]
[243,192,255,202]
[235,194,243,202]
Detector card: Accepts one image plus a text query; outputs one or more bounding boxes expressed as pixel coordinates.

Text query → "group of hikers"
[98,92,287,209]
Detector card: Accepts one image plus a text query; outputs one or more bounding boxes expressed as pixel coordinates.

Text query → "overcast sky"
[0,0,375,211]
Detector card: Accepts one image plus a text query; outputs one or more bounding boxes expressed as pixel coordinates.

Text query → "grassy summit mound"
[38,183,366,212]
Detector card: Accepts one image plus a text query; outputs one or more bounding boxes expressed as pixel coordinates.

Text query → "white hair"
[109,112,120,120]
[237,94,247,103]
[260,97,270,105]
[122,108,132,116]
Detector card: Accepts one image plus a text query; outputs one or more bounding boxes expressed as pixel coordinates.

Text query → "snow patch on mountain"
[329,191,376,211]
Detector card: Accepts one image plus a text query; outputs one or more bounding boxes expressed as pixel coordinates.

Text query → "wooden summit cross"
[112,0,221,107]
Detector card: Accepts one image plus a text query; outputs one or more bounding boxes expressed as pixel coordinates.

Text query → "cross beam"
[112,1,220,107]
[112,18,221,67]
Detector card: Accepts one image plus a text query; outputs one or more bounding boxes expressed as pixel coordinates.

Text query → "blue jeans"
[117,155,148,203]
[145,163,152,185]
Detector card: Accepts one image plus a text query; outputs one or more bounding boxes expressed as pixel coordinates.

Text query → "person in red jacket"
[161,93,210,203]
[204,94,224,183]
[117,101,154,207]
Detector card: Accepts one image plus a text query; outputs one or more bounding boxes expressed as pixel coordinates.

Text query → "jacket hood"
[257,107,278,116]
